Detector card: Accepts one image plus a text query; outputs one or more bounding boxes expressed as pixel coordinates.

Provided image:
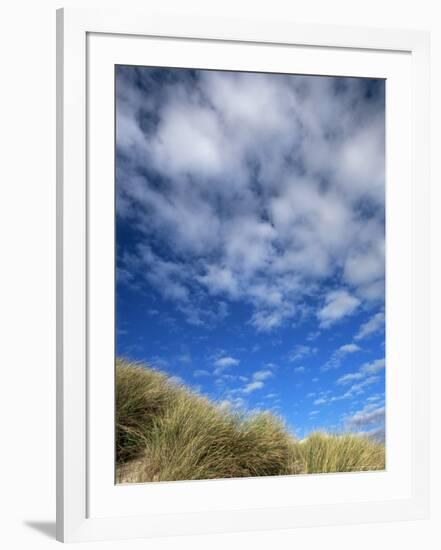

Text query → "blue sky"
[115,66,385,441]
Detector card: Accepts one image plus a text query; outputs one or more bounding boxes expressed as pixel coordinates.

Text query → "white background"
[0,0,438,548]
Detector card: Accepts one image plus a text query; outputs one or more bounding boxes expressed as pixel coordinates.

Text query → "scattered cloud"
[322,342,361,371]
[252,369,273,381]
[243,380,265,394]
[336,372,364,385]
[367,394,383,402]
[289,345,317,362]
[213,356,240,369]
[361,358,385,374]
[345,375,379,395]
[264,393,278,399]
[314,398,327,405]
[339,343,361,354]
[317,290,361,328]
[117,68,385,331]
[212,355,241,377]
[355,311,385,340]
[336,357,385,385]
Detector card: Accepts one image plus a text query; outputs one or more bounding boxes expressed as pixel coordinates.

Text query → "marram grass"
[116,359,385,483]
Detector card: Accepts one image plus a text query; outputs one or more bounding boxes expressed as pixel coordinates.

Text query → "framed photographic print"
[56,7,430,543]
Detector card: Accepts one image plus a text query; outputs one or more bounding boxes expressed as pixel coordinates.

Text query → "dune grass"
[116,359,385,483]
[299,432,386,473]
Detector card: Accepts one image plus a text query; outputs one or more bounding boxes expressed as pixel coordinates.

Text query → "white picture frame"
[56,7,430,543]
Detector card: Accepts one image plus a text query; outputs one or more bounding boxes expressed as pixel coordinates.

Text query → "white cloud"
[212,355,241,376]
[336,372,364,385]
[346,375,379,395]
[339,343,361,354]
[317,290,360,328]
[289,344,317,362]
[252,369,273,381]
[294,366,306,373]
[361,358,385,374]
[265,393,278,399]
[367,394,382,402]
[116,69,385,330]
[318,356,384,405]
[337,357,385,385]
[150,101,224,178]
[314,398,327,405]
[213,356,239,368]
[322,342,361,371]
[355,312,385,340]
[344,242,384,288]
[197,266,239,298]
[243,380,264,394]
[250,307,292,332]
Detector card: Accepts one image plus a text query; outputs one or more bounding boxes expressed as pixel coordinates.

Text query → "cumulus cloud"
[235,367,275,395]
[339,343,361,354]
[361,358,385,374]
[252,369,273,381]
[321,342,361,371]
[213,355,240,376]
[344,375,379,395]
[336,372,364,385]
[214,356,240,369]
[317,290,361,328]
[355,312,385,340]
[116,67,385,331]
[314,398,327,405]
[243,380,265,394]
[336,357,385,385]
[289,344,317,362]
[317,374,380,406]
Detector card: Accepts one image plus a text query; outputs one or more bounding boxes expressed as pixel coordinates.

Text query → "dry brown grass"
[116,359,385,483]
[299,432,386,473]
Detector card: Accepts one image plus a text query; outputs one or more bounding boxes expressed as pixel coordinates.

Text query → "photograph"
[115,65,386,484]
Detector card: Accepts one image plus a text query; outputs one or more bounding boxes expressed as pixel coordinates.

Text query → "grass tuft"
[116,359,384,483]
[299,432,386,473]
